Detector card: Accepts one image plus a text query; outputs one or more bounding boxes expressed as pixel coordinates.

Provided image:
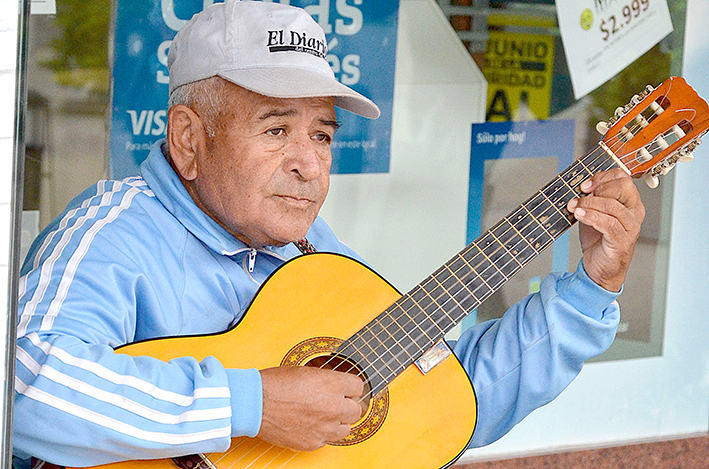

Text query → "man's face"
[188,85,337,248]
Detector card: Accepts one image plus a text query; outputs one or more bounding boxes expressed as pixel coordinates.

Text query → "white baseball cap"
[168,0,380,119]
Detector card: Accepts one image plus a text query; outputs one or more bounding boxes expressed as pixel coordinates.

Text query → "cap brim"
[217,67,381,119]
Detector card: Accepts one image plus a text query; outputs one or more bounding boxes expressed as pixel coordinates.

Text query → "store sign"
[481,31,555,122]
[110,0,399,178]
[556,0,673,99]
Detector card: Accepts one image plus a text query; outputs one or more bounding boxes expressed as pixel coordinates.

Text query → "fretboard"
[337,148,618,395]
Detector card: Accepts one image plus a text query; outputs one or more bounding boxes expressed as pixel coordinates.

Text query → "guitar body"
[93,253,477,469]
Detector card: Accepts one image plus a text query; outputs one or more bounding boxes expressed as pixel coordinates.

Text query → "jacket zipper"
[247,249,257,273]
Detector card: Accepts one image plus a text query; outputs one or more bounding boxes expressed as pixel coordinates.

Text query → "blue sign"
[463,120,575,329]
[110,0,399,178]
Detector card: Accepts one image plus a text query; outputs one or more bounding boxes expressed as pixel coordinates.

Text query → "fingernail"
[575,207,586,218]
[580,180,593,192]
[567,198,578,211]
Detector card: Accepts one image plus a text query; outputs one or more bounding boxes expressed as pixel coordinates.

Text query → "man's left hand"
[566,168,646,292]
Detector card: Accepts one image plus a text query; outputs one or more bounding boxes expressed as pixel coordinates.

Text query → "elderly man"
[13,1,644,468]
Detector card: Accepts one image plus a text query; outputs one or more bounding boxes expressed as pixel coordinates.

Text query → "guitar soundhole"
[280,336,390,446]
[304,354,372,415]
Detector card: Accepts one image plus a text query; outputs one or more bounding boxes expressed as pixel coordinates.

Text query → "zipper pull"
[247,249,257,273]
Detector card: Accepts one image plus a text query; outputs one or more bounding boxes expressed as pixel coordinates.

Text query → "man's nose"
[284,134,325,181]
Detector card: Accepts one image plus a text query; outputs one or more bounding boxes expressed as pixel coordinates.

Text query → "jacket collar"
[140,139,292,258]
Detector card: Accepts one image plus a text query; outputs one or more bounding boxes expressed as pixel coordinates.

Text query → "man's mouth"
[275,194,315,207]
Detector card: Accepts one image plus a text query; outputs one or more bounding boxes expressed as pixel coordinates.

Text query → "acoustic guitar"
[75,77,708,469]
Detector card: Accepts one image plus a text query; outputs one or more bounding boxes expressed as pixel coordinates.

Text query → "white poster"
[556,0,673,99]
[30,0,56,15]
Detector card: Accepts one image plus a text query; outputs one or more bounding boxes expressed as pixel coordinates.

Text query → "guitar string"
[210,95,678,469]
[241,92,700,469]
[245,86,695,469]
[278,94,704,469]
[248,121,647,469]
[213,126,635,469]
[323,112,662,399]
[339,100,689,383]
[336,136,623,378]
[343,149,619,398]
[343,105,697,402]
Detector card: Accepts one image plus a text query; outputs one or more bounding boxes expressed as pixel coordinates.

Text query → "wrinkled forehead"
[225,84,337,122]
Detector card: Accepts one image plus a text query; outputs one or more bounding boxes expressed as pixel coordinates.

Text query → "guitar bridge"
[415,340,452,375]
[172,454,217,469]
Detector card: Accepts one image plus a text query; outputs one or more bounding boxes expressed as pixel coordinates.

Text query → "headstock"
[596,76,709,188]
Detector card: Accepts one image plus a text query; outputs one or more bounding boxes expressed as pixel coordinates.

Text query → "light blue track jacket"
[14,141,620,467]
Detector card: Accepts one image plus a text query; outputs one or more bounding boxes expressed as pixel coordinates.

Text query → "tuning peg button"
[644,173,660,189]
[596,121,609,134]
[679,152,694,163]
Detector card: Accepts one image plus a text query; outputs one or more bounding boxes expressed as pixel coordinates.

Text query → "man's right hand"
[257,366,365,451]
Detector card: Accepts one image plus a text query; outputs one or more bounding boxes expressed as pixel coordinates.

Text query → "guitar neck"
[337,147,618,393]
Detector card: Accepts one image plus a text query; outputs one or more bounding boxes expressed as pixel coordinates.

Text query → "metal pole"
[3,0,30,467]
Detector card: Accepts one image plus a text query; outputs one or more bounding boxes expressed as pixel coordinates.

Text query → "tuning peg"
[615,106,625,118]
[596,121,609,134]
[660,162,676,175]
[643,173,660,189]
[679,152,694,163]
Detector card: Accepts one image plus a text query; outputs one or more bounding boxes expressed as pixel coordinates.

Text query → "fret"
[345,335,392,383]
[368,318,408,370]
[471,233,520,289]
[355,325,405,376]
[487,230,524,268]
[429,263,482,324]
[374,312,417,363]
[427,271,466,326]
[337,145,623,387]
[496,218,538,265]
[393,293,440,350]
[560,162,592,192]
[457,253,497,302]
[518,203,555,252]
[447,254,493,301]
[575,156,595,177]
[388,299,434,353]
[441,264,481,313]
[558,172,582,195]
[463,243,508,292]
[536,177,576,229]
[415,279,452,331]
[537,188,573,227]
[406,288,440,341]
[581,151,612,174]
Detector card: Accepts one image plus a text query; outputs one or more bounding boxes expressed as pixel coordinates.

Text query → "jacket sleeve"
[13,199,261,467]
[453,261,620,448]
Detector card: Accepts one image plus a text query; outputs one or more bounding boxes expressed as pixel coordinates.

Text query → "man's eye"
[314,132,332,143]
[267,128,285,136]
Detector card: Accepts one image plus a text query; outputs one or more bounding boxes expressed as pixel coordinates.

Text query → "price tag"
[556,0,673,99]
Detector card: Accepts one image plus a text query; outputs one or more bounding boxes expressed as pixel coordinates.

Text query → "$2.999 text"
[600,0,650,41]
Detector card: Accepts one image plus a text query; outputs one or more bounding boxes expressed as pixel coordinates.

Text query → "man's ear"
[167,105,207,181]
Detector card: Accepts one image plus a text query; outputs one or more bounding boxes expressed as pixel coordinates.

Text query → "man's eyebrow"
[258,109,297,120]
[320,119,341,130]
[258,109,341,130]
